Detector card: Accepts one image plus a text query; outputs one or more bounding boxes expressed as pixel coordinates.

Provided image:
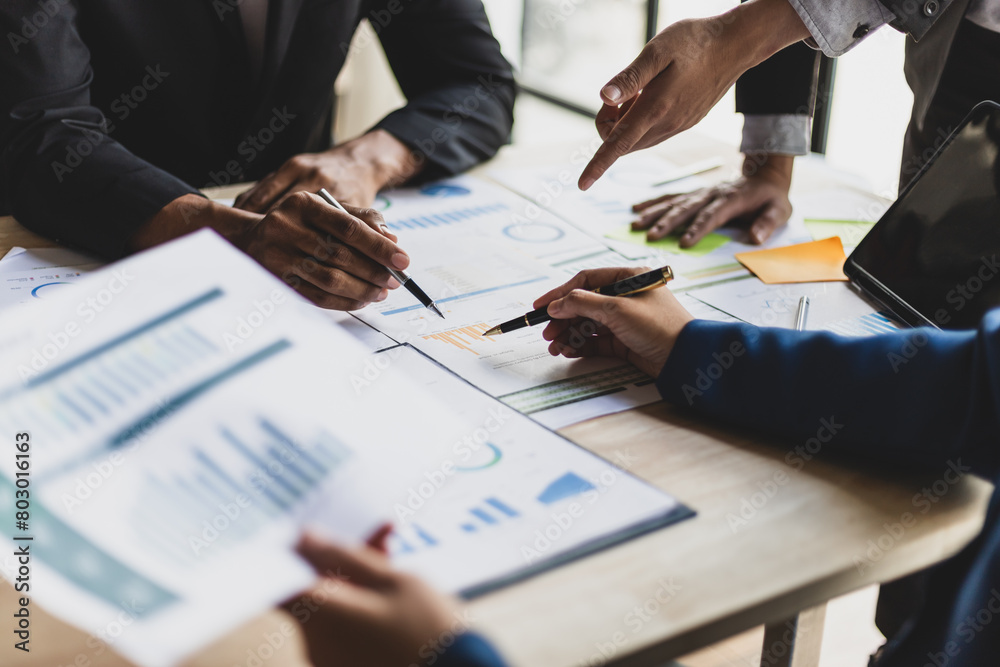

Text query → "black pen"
[317,188,443,318]
[483,266,674,337]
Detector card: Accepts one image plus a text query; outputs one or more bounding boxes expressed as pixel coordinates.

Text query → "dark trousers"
[877,16,1000,651]
[900,18,1000,192]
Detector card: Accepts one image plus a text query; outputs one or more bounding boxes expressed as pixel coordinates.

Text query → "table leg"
[759,603,827,667]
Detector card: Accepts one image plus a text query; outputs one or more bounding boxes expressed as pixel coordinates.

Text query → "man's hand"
[579,0,810,190]
[533,267,695,378]
[132,192,409,311]
[632,154,794,248]
[237,192,410,310]
[286,532,464,667]
[235,129,421,213]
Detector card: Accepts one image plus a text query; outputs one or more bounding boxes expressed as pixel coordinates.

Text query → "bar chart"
[131,418,352,564]
[387,203,508,231]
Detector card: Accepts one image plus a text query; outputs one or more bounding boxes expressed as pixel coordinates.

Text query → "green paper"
[605,226,730,257]
[803,218,876,247]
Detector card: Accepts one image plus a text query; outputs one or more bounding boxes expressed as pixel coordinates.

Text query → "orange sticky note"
[734,237,848,283]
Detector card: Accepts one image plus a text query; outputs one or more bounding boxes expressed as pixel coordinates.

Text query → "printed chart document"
[489,154,814,290]
[0,230,692,666]
[362,346,691,595]
[0,246,102,310]
[0,231,445,666]
[357,177,665,427]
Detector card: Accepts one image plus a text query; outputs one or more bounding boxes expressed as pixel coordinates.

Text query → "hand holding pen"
[522,266,693,378]
[484,266,673,336]
[317,189,443,318]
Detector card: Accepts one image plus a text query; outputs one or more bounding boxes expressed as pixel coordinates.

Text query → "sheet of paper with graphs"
[0,231,690,667]
[352,175,737,428]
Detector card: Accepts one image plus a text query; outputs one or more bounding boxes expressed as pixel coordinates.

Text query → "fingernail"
[602,84,621,104]
[580,177,595,191]
[387,276,401,289]
[380,224,391,235]
[376,289,388,302]
[391,252,409,270]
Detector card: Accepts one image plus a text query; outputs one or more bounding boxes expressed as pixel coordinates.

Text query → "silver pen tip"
[429,303,445,319]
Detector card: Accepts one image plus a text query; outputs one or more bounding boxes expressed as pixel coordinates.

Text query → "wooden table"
[0,136,992,667]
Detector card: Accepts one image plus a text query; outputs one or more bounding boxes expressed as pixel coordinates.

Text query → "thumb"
[601,44,667,105]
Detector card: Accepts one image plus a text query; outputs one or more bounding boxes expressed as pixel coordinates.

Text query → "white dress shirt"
[239,0,269,80]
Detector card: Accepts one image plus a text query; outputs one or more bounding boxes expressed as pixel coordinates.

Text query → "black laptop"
[845,101,1000,330]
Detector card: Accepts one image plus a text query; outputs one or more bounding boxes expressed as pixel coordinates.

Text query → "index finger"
[579,106,651,190]
[344,203,399,243]
[303,194,410,271]
[533,267,647,309]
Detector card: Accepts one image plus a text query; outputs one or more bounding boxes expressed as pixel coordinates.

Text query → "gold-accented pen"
[483,266,674,337]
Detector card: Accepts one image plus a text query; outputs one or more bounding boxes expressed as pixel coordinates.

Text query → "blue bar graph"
[414,525,438,546]
[387,203,507,231]
[486,497,519,517]
[130,418,354,562]
[470,508,498,525]
[537,472,596,505]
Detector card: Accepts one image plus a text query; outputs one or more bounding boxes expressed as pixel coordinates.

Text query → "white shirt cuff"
[740,114,812,155]
[787,0,895,57]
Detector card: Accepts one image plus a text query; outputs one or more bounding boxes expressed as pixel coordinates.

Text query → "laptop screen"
[846,102,1000,330]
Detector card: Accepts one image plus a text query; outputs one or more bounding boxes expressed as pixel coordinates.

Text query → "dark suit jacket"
[658,312,1000,667]
[0,0,515,258]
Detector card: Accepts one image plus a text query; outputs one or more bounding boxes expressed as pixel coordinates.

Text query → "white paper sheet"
[365,346,687,594]
[356,177,666,427]
[0,246,103,310]
[688,275,900,334]
[0,231,455,667]
[489,155,814,290]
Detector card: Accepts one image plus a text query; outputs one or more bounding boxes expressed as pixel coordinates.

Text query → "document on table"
[489,154,814,290]
[356,178,667,428]
[0,230,692,665]
[0,231,448,667]
[0,246,103,309]
[689,275,900,335]
[367,345,691,595]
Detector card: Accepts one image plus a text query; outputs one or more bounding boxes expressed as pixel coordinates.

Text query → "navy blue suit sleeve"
[656,312,1000,478]
[437,632,507,667]
[372,0,516,182]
